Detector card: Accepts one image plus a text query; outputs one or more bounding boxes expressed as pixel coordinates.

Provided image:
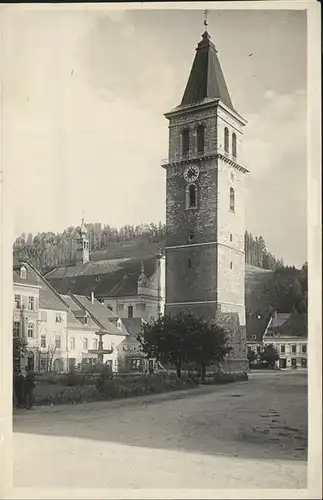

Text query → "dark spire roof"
[180,31,234,111]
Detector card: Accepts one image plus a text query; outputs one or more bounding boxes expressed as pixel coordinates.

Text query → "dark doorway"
[279,358,287,369]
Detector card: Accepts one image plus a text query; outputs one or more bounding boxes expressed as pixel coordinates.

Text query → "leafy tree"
[137,313,231,380]
[259,344,279,369]
[137,314,188,378]
[247,346,257,367]
[183,315,231,381]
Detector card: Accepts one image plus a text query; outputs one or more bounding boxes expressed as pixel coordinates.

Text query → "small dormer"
[20,265,27,279]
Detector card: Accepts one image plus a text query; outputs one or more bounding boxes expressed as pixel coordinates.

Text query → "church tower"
[162,27,249,371]
[75,218,90,265]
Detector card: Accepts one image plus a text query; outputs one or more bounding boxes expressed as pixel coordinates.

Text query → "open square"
[13,370,307,489]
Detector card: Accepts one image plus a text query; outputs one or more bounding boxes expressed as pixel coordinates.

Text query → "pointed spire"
[180,27,234,111]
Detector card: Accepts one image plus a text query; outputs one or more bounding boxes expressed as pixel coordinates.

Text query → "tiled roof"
[179,31,234,112]
[17,262,68,312]
[46,256,158,298]
[69,293,126,336]
[59,294,99,331]
[45,258,130,279]
[13,266,39,287]
[269,313,308,338]
[122,318,144,337]
[271,313,292,328]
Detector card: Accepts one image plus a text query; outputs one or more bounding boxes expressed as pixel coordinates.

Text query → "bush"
[95,372,198,399]
[200,371,248,385]
[35,372,96,386]
[35,385,100,406]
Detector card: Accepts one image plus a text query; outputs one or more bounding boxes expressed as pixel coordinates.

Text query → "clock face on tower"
[183,165,200,183]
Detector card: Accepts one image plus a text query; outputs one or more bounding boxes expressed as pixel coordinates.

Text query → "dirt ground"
[13,370,307,489]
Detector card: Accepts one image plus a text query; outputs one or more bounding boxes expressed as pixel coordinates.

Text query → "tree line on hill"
[13,222,285,272]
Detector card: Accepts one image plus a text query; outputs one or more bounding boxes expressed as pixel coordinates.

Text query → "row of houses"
[13,261,147,373]
[247,311,308,369]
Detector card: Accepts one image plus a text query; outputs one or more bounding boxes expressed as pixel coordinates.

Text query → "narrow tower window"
[181,128,190,156]
[230,262,233,269]
[128,306,134,319]
[232,132,237,159]
[230,187,235,212]
[188,258,192,268]
[196,124,205,154]
[224,127,229,153]
[186,184,197,209]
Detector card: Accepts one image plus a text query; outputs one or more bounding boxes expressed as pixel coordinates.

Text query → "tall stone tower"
[162,29,249,371]
[75,218,90,265]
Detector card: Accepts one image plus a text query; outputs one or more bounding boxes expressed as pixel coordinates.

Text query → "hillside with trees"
[13,222,285,273]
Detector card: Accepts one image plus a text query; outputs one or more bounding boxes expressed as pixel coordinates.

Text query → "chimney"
[91,292,95,304]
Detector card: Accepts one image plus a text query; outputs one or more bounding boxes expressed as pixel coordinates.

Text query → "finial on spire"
[81,208,85,226]
[204,9,208,28]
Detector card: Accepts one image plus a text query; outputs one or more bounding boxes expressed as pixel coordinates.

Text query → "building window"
[230,234,233,242]
[84,315,88,325]
[232,132,237,158]
[291,344,297,354]
[186,183,197,209]
[40,335,46,348]
[230,187,235,212]
[13,321,21,337]
[28,296,35,311]
[256,345,261,353]
[181,128,190,156]
[196,124,205,154]
[20,267,26,279]
[55,312,62,323]
[27,323,34,339]
[55,335,61,348]
[188,258,192,268]
[280,344,285,354]
[224,127,229,153]
[188,233,194,243]
[230,262,233,269]
[128,306,134,319]
[41,310,47,322]
[14,295,21,309]
[93,339,98,350]
[95,275,101,282]
[301,344,307,354]
[70,337,75,350]
[83,338,88,350]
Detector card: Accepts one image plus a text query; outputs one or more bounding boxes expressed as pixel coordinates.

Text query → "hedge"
[32,371,249,406]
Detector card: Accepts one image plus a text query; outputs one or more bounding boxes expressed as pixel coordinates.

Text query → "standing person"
[14,370,25,408]
[24,366,36,409]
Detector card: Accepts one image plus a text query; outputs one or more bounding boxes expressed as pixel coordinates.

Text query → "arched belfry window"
[186,183,197,209]
[181,128,190,157]
[232,132,237,159]
[230,187,235,212]
[196,124,205,154]
[224,127,229,154]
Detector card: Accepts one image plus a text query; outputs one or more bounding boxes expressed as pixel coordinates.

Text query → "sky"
[3,6,307,267]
